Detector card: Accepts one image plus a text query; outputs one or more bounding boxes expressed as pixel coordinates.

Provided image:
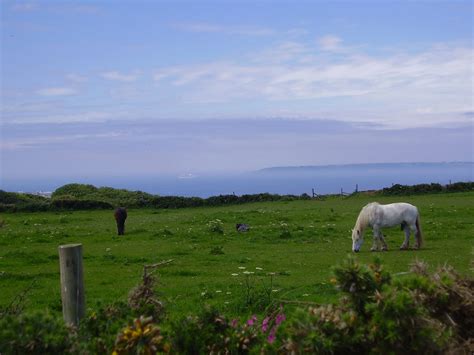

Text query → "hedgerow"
[2,180,473,212]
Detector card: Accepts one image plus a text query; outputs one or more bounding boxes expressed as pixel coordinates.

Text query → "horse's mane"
[355,202,379,231]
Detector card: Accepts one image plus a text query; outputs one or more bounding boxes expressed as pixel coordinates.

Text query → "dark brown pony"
[114,207,127,235]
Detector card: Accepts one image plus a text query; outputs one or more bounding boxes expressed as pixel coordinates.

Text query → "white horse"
[352,202,423,252]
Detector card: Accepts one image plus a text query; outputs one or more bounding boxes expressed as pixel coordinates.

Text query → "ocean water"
[2,163,473,197]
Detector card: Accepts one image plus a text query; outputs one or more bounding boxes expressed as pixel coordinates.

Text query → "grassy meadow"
[0,192,472,320]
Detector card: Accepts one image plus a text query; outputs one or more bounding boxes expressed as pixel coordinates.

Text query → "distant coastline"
[2,162,473,198]
[257,161,474,173]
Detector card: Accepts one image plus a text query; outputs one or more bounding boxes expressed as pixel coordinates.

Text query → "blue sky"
[1,1,473,181]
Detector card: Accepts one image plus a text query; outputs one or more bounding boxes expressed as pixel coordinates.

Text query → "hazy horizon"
[2,162,473,198]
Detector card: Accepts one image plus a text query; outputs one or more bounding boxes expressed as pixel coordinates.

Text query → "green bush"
[51,183,98,199]
[50,198,113,210]
[281,257,471,354]
[0,311,75,354]
[207,219,224,234]
[77,301,132,354]
[381,182,474,196]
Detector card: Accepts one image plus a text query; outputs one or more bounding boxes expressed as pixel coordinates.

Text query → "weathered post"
[58,244,85,326]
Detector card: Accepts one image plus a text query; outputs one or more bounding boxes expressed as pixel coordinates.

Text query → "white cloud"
[151,42,472,128]
[6,39,472,129]
[5,111,122,125]
[36,87,77,96]
[317,35,342,51]
[101,71,139,82]
[1,132,123,150]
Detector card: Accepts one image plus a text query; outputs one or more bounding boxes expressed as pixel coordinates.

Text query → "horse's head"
[352,229,363,252]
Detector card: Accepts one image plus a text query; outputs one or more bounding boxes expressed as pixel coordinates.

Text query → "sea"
[2,162,473,198]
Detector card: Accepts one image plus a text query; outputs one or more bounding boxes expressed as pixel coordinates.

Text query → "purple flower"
[231,319,238,328]
[267,327,277,344]
[247,315,257,326]
[261,317,270,332]
[275,313,286,326]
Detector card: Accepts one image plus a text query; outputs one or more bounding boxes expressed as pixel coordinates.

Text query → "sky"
[1,0,473,183]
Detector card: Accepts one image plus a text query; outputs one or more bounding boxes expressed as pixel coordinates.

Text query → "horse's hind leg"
[411,224,420,249]
[400,226,410,250]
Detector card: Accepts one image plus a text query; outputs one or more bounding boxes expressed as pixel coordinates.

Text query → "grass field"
[0,192,472,320]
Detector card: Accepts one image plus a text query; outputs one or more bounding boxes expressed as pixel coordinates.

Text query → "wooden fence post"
[58,244,85,326]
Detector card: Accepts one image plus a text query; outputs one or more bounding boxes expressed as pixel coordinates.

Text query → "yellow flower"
[132,330,140,338]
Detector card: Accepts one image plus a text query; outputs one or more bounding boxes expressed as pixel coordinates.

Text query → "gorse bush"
[281,257,472,354]
[113,316,169,354]
[0,311,75,354]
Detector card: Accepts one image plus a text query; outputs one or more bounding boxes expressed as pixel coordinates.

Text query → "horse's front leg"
[400,226,410,250]
[371,227,380,251]
[379,233,388,251]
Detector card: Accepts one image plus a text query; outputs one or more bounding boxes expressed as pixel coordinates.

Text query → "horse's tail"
[415,214,423,248]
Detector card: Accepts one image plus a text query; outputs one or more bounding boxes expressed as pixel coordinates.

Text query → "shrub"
[113,316,169,354]
[170,306,284,353]
[52,183,98,199]
[282,257,471,354]
[51,198,113,210]
[279,222,292,239]
[446,181,474,192]
[207,219,224,234]
[77,301,132,353]
[0,311,75,354]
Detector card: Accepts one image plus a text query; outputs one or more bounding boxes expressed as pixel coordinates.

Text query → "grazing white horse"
[352,202,422,252]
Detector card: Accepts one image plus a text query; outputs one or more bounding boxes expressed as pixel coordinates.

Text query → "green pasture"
[0,192,472,319]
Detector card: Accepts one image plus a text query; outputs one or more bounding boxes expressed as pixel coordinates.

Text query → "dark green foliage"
[52,184,155,208]
[382,182,474,195]
[51,183,99,198]
[50,198,114,210]
[2,180,474,212]
[283,258,472,354]
[0,190,50,212]
[333,257,391,314]
[0,311,75,354]
[170,306,229,353]
[77,301,132,353]
[445,181,474,192]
